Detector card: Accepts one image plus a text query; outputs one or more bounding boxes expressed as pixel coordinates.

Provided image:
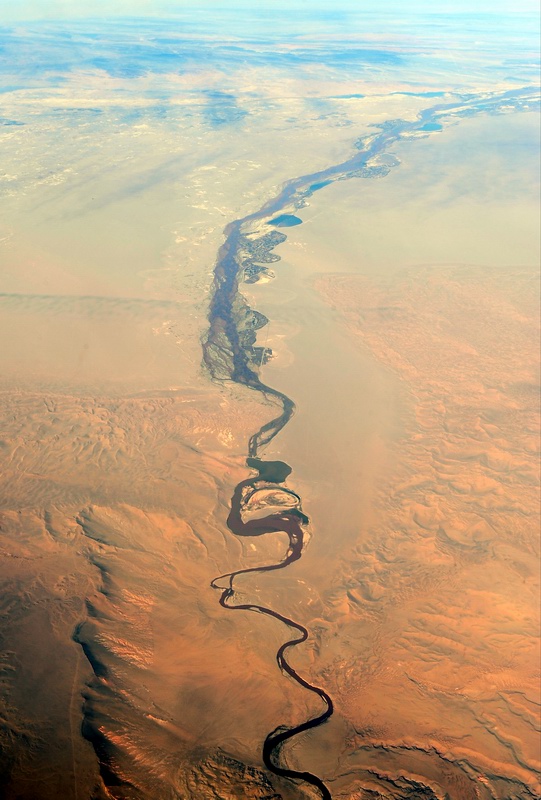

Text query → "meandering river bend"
[202,86,537,799]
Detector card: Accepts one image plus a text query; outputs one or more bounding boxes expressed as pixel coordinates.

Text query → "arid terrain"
[313,262,540,798]
[0,8,539,800]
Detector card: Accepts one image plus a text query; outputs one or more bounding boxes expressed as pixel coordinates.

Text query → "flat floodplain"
[0,9,539,800]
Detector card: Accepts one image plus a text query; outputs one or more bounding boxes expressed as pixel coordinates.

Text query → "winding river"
[202,87,536,799]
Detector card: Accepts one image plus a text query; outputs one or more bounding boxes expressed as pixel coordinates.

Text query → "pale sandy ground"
[0,50,539,800]
[1,71,387,798]
[249,111,540,798]
[0,74,438,800]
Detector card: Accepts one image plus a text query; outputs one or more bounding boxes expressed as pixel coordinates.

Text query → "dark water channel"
[202,86,536,798]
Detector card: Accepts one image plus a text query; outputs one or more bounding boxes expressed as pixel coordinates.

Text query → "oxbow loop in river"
[211,466,333,800]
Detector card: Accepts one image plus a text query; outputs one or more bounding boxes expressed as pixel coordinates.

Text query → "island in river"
[0,7,539,800]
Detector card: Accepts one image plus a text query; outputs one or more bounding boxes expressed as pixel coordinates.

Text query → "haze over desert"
[0,3,539,799]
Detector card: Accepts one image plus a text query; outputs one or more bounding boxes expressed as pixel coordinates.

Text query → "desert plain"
[0,8,539,800]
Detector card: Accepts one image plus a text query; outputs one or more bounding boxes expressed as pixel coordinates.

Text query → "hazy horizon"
[1,5,539,800]
[2,0,540,22]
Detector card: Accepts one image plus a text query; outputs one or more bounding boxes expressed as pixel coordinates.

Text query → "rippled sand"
[0,384,299,798]
[1,14,540,800]
[314,263,540,798]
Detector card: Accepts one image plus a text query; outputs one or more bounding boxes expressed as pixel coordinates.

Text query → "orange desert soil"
[312,264,540,799]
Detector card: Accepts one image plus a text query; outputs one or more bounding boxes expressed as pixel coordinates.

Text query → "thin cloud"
[2,0,540,21]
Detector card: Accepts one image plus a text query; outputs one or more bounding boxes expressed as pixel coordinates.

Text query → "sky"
[0,0,539,20]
